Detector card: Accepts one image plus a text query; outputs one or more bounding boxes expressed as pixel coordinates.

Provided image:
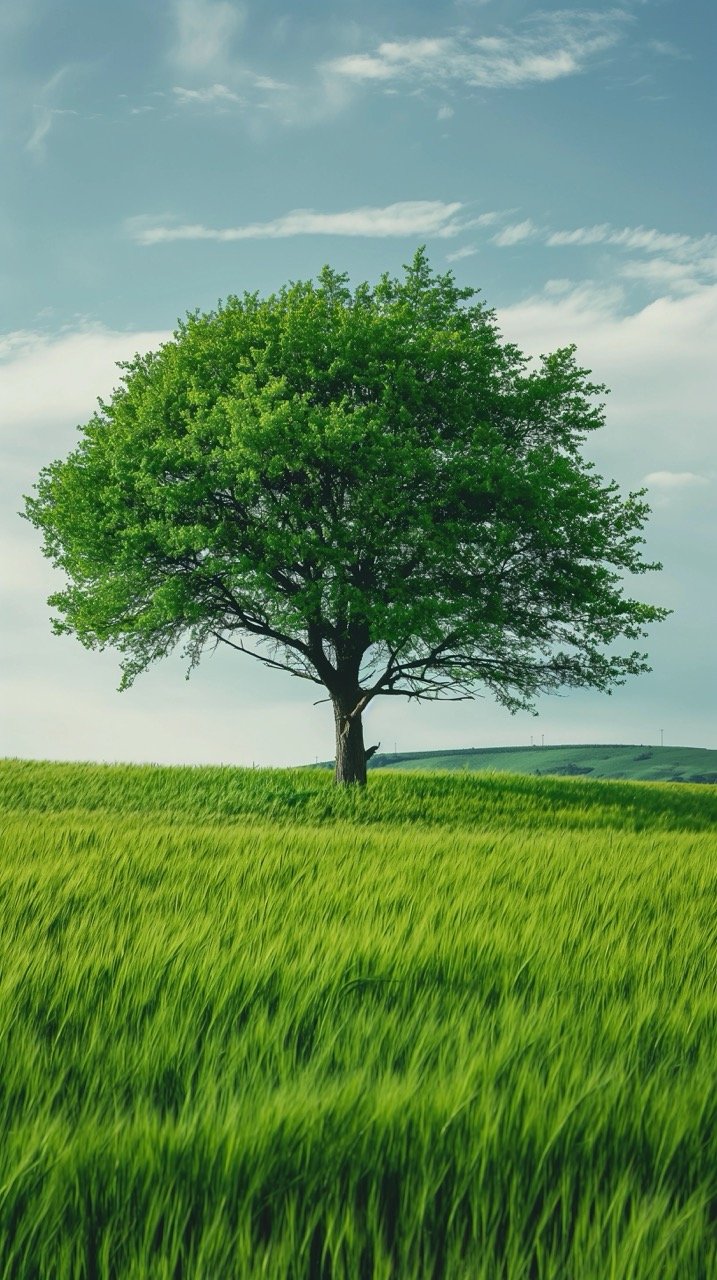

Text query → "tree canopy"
[24,250,668,783]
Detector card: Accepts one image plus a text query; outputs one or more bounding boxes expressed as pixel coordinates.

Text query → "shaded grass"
[0,762,716,1276]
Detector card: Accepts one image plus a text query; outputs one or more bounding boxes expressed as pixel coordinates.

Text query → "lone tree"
[24,251,667,784]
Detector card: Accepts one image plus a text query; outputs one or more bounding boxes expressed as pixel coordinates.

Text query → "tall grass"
[2,757,715,831]
[1,761,716,1277]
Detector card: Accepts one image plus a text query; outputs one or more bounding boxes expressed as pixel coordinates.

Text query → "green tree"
[24,251,668,784]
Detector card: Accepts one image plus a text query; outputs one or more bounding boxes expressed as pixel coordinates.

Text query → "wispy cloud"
[546,224,700,254]
[647,39,689,60]
[445,245,479,262]
[477,216,717,289]
[324,10,630,92]
[170,73,288,110]
[26,67,78,159]
[492,219,538,247]
[544,223,610,247]
[158,6,636,132]
[643,470,709,490]
[171,0,245,75]
[542,222,717,286]
[619,258,705,294]
[172,83,243,106]
[165,0,292,122]
[127,201,500,244]
[27,106,79,156]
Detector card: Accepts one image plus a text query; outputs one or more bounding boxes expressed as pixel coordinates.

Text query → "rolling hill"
[358,743,717,783]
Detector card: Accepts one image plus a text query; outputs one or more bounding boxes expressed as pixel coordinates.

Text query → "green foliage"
[1,762,716,1276]
[23,251,667,719]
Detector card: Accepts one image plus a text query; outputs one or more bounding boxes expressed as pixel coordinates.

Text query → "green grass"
[1,760,716,1278]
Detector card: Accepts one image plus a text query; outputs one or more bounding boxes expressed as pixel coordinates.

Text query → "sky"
[1,0,715,766]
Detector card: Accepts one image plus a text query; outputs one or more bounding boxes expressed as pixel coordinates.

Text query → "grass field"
[1,760,716,1278]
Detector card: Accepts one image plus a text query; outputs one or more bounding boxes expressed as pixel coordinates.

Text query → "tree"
[24,251,668,784]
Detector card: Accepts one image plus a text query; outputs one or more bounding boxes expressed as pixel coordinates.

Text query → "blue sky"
[1,0,715,763]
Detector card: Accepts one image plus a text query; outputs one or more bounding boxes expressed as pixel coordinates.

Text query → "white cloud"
[458,211,502,231]
[496,279,716,739]
[643,470,710,489]
[0,325,175,768]
[331,39,451,84]
[172,83,243,106]
[608,227,701,254]
[160,4,628,130]
[492,219,538,246]
[546,224,612,247]
[171,76,288,110]
[0,325,169,444]
[446,245,478,262]
[497,281,717,481]
[437,104,454,120]
[324,11,629,92]
[249,73,288,92]
[127,200,477,244]
[619,258,702,293]
[164,3,299,124]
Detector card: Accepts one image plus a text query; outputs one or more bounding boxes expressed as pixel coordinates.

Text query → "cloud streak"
[643,470,710,490]
[546,224,704,254]
[127,201,499,244]
[492,219,538,246]
[25,66,78,159]
[172,83,243,106]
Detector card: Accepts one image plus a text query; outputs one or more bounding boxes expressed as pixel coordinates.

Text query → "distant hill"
[317,744,717,784]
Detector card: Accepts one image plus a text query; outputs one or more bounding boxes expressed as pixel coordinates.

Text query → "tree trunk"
[333,699,367,786]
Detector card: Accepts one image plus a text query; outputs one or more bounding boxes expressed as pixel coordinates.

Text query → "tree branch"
[210,631,323,683]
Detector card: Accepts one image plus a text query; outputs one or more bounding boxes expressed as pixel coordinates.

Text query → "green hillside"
[0,760,716,1277]
[365,742,717,783]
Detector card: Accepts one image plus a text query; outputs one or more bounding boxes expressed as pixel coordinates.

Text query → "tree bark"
[333,698,367,786]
